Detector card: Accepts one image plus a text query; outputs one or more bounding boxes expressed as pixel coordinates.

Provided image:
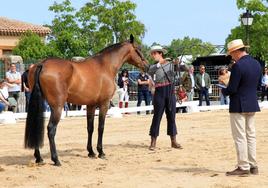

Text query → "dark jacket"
[181,72,193,92]
[222,55,262,113]
[117,75,130,92]
[195,72,211,90]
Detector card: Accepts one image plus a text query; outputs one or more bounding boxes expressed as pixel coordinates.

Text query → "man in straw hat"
[222,39,262,176]
[147,44,182,151]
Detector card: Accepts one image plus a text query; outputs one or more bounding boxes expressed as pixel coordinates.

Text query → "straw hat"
[150,45,167,54]
[227,39,246,54]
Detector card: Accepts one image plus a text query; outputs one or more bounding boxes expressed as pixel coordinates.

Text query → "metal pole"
[245,25,250,53]
[247,25,249,46]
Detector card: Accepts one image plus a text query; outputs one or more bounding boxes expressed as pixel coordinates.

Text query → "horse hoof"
[35,158,44,164]
[88,153,97,158]
[36,161,46,166]
[98,153,106,159]
[54,161,61,166]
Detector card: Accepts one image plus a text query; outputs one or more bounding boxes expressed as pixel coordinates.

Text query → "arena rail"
[1,101,268,125]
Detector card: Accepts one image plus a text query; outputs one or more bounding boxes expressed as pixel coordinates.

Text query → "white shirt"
[5,71,21,92]
[262,74,268,86]
[122,77,128,91]
[0,86,9,99]
[201,74,205,87]
[190,73,195,88]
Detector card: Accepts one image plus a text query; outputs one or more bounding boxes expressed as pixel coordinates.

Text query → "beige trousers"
[230,113,257,170]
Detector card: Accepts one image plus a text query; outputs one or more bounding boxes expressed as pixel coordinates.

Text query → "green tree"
[12,31,49,61]
[47,0,89,58]
[227,0,268,62]
[47,0,146,57]
[167,36,217,61]
[77,0,146,53]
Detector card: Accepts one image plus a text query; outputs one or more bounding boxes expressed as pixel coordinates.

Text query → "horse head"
[127,34,150,72]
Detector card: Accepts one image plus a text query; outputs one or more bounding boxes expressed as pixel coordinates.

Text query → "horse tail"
[24,64,45,149]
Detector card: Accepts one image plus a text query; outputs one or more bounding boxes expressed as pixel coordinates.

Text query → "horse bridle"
[134,47,145,62]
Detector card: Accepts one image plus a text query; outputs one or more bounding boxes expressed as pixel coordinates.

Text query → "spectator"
[218,67,230,105]
[261,67,268,101]
[195,65,211,106]
[0,80,10,112]
[176,85,188,113]
[21,64,34,112]
[137,71,150,114]
[117,69,130,109]
[181,65,195,101]
[5,63,21,112]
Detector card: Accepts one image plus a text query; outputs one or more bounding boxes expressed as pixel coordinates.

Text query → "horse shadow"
[107,143,149,149]
[0,148,85,166]
[152,166,224,176]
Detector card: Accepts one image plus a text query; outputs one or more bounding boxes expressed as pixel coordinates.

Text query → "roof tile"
[0,17,51,36]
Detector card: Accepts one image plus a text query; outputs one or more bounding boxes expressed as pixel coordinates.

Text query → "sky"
[0,0,243,46]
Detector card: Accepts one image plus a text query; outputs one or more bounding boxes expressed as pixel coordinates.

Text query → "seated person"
[0,80,17,113]
[0,80,10,112]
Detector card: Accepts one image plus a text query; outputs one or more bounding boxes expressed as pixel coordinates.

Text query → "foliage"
[47,0,146,57]
[227,0,268,62]
[12,31,49,61]
[47,0,89,58]
[167,37,217,62]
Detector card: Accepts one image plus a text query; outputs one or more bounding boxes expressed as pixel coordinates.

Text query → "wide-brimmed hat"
[227,39,246,54]
[150,45,167,54]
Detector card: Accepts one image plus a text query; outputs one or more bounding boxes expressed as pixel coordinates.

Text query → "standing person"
[117,69,130,109]
[6,63,21,112]
[137,71,150,114]
[147,45,182,150]
[21,64,34,112]
[181,65,195,101]
[218,67,230,105]
[195,65,211,106]
[222,39,262,176]
[260,67,268,101]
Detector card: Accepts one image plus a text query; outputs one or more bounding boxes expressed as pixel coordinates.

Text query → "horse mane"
[92,41,128,58]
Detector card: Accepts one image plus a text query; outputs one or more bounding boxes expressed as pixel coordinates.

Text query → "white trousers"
[118,88,129,102]
[186,90,194,101]
[230,113,257,170]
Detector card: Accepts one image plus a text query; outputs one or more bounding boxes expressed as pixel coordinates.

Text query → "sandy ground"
[0,109,268,188]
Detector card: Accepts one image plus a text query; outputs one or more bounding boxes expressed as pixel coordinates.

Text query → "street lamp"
[241,9,254,48]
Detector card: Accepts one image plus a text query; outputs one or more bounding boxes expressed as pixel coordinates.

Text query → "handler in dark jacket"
[222,39,262,176]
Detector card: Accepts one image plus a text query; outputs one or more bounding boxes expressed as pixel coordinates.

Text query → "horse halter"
[132,46,150,72]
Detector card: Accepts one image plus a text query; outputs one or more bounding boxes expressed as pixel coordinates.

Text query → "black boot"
[170,136,182,149]
[149,137,157,150]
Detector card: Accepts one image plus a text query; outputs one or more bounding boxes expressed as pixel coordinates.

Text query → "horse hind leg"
[34,148,44,164]
[47,106,63,166]
[86,106,97,158]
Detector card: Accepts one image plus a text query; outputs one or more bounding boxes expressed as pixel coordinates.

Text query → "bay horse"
[24,35,149,166]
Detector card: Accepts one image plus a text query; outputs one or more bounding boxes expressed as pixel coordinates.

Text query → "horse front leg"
[86,106,96,158]
[97,103,109,159]
[47,107,62,166]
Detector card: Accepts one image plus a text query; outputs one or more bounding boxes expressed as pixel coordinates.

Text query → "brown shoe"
[250,166,259,175]
[170,136,183,149]
[226,167,250,176]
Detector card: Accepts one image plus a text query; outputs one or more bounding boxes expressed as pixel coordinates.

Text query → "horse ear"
[130,34,134,43]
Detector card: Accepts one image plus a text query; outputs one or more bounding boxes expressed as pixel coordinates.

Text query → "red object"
[119,101,123,108]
